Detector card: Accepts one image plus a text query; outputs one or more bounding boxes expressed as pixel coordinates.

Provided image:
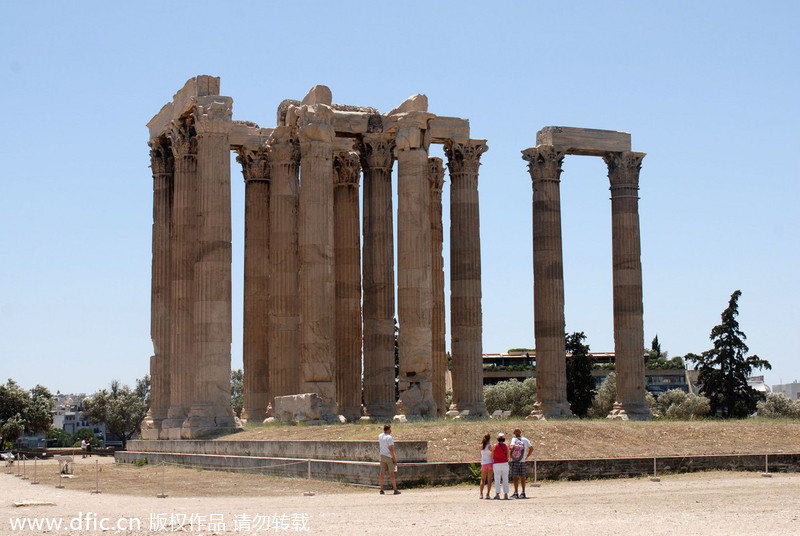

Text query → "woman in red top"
[490,432,510,499]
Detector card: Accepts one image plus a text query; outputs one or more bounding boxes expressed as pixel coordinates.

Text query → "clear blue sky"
[1,1,798,395]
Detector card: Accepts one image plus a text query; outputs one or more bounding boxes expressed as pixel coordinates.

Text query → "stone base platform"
[115,441,800,487]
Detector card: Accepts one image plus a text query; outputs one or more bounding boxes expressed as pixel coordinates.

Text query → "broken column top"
[147,75,222,139]
[535,126,631,156]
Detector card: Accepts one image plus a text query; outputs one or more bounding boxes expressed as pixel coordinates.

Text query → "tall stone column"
[142,136,173,439]
[521,146,573,419]
[183,97,239,437]
[445,139,489,417]
[163,115,198,439]
[604,151,651,420]
[358,133,397,420]
[267,127,301,408]
[395,115,436,417]
[428,157,447,417]
[236,146,270,423]
[333,151,363,421]
[297,105,339,419]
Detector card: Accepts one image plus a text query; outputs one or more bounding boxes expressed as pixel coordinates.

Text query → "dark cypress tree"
[686,290,771,418]
[565,332,596,418]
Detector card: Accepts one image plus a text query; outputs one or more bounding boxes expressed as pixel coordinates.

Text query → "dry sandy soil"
[226,418,800,462]
[3,459,799,535]
[3,420,799,534]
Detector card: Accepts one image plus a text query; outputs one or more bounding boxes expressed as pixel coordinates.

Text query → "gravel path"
[3,462,799,535]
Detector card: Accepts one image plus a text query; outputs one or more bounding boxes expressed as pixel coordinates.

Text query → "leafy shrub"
[483,378,537,417]
[757,393,800,418]
[655,389,710,419]
[588,372,616,418]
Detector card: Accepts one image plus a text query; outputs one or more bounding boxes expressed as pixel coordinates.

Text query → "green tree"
[649,335,663,359]
[565,332,596,418]
[82,379,148,449]
[71,427,99,447]
[46,428,73,447]
[230,369,244,418]
[483,378,537,417]
[686,290,771,418]
[0,379,54,448]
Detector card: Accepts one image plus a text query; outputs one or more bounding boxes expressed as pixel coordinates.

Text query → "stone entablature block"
[535,126,631,156]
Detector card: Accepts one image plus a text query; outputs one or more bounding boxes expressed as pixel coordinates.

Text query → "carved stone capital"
[428,157,445,192]
[358,133,395,171]
[521,146,565,181]
[333,151,361,187]
[166,116,196,158]
[235,146,270,182]
[604,151,645,191]
[193,97,233,136]
[148,137,173,176]
[444,139,488,175]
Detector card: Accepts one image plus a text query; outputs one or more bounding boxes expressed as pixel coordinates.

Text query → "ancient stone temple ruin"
[522,127,651,420]
[142,76,652,439]
[142,76,489,439]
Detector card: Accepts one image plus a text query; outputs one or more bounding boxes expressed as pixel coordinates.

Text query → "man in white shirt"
[509,428,533,498]
[378,424,400,495]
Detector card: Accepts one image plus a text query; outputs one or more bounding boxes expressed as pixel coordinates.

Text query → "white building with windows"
[771,381,800,401]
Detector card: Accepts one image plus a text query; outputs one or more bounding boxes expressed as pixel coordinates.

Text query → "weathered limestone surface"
[333,151,362,421]
[395,113,436,418]
[445,139,488,417]
[183,97,239,438]
[522,146,573,419]
[535,126,631,156]
[296,104,339,419]
[236,145,270,423]
[428,157,447,417]
[163,115,198,439]
[272,393,324,424]
[147,76,221,139]
[604,151,651,420]
[142,137,173,439]
[359,133,397,420]
[266,128,301,413]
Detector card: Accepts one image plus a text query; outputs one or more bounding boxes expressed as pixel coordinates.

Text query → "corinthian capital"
[166,116,196,158]
[235,146,270,182]
[193,97,233,136]
[603,151,645,190]
[358,133,395,171]
[428,157,445,192]
[333,152,361,187]
[148,137,173,176]
[521,146,565,181]
[444,139,488,175]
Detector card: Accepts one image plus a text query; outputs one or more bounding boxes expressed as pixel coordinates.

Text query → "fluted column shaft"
[522,146,572,419]
[395,117,436,417]
[267,128,301,407]
[359,134,397,419]
[604,151,651,419]
[298,109,338,417]
[142,137,173,439]
[445,140,489,416]
[184,98,238,437]
[236,146,270,423]
[164,116,198,438]
[334,151,363,421]
[428,158,446,416]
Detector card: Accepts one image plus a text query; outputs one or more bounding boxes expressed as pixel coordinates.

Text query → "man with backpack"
[509,428,532,499]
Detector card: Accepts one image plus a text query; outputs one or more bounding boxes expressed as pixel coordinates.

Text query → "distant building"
[481,351,698,397]
[51,393,110,446]
[771,381,800,401]
[746,375,771,396]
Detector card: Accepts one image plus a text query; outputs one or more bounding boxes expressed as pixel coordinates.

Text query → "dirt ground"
[226,418,800,463]
[3,420,798,534]
[3,459,799,535]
